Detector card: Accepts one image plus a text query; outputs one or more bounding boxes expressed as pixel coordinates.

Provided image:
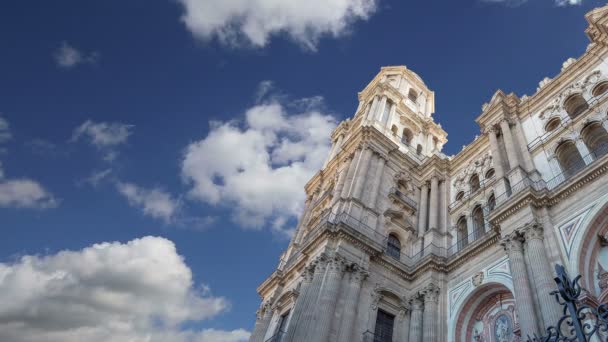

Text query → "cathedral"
[249,5,608,342]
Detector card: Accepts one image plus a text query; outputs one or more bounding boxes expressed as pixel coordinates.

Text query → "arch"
[545,116,562,133]
[484,168,495,180]
[402,128,413,145]
[472,205,485,238]
[452,283,518,342]
[469,174,481,193]
[390,124,398,135]
[592,81,608,97]
[387,233,401,260]
[457,216,468,250]
[555,140,585,178]
[581,122,608,158]
[564,93,589,119]
[455,191,465,201]
[571,198,608,300]
[487,193,496,212]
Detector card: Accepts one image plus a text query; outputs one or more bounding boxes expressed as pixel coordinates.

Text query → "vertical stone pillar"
[408,296,424,342]
[418,183,429,237]
[422,284,440,342]
[547,156,565,187]
[283,267,313,341]
[376,96,388,122]
[250,302,273,342]
[384,101,395,128]
[341,149,362,199]
[366,96,379,121]
[311,256,344,342]
[487,127,505,178]
[293,256,328,342]
[428,176,439,231]
[513,119,536,173]
[466,214,475,243]
[522,224,562,331]
[440,180,447,233]
[368,155,386,209]
[575,138,593,164]
[500,119,520,171]
[427,134,434,154]
[501,233,540,337]
[352,147,373,200]
[394,306,410,342]
[337,266,367,342]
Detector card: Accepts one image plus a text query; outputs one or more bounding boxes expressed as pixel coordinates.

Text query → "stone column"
[311,256,344,342]
[368,155,386,209]
[366,96,379,121]
[466,214,475,243]
[250,302,273,342]
[422,284,440,342]
[384,101,395,128]
[394,306,410,342]
[408,296,424,342]
[337,266,367,342]
[575,137,593,164]
[428,176,439,231]
[522,224,562,331]
[283,267,314,341]
[352,147,373,201]
[294,256,328,342]
[418,183,429,237]
[500,119,520,171]
[427,134,434,154]
[341,149,362,199]
[501,233,540,337]
[440,180,447,233]
[487,127,505,178]
[376,96,388,122]
[513,119,536,173]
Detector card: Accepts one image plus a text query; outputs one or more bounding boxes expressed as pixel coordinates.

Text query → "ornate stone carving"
[421,283,440,303]
[472,272,485,287]
[500,232,524,255]
[521,223,543,241]
[598,231,608,247]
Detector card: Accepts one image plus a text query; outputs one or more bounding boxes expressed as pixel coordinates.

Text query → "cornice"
[448,134,491,173]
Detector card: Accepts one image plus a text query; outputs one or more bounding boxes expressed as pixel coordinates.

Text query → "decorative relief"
[472,272,484,287]
[557,206,594,260]
[453,152,493,192]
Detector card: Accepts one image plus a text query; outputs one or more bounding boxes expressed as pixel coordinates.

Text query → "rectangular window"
[273,310,290,342]
[373,309,395,342]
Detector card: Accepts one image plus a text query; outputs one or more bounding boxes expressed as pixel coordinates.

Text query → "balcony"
[388,187,418,211]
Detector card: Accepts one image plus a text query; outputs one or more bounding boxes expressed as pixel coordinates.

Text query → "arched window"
[408,89,418,103]
[545,117,561,133]
[487,193,496,211]
[455,191,465,201]
[391,125,398,136]
[556,140,585,178]
[485,168,495,180]
[416,144,423,155]
[564,94,589,119]
[581,122,608,158]
[457,217,468,250]
[387,234,401,259]
[472,205,485,239]
[402,128,413,145]
[593,81,608,97]
[470,174,481,193]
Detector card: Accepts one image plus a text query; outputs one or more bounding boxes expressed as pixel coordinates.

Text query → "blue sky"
[0,0,601,341]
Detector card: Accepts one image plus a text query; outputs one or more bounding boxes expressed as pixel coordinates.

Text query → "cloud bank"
[181,82,337,234]
[0,236,248,342]
[176,0,378,50]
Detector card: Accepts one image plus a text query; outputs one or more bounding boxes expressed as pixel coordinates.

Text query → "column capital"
[421,283,440,303]
[398,305,410,317]
[347,263,369,283]
[302,265,315,283]
[521,222,544,241]
[500,232,524,255]
[408,294,424,310]
[326,255,345,273]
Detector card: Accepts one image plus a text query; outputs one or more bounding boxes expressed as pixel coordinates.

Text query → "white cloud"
[80,168,113,187]
[0,115,10,143]
[0,236,248,342]
[117,182,180,223]
[181,83,337,233]
[0,179,58,209]
[72,120,133,161]
[176,0,378,50]
[53,42,99,68]
[555,0,582,5]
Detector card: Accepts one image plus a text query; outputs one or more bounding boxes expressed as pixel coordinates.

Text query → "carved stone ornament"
[472,272,485,287]
[599,231,608,247]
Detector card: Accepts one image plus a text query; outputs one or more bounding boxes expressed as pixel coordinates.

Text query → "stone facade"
[250,5,608,342]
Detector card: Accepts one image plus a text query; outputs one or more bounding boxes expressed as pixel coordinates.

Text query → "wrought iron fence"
[527,264,608,342]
